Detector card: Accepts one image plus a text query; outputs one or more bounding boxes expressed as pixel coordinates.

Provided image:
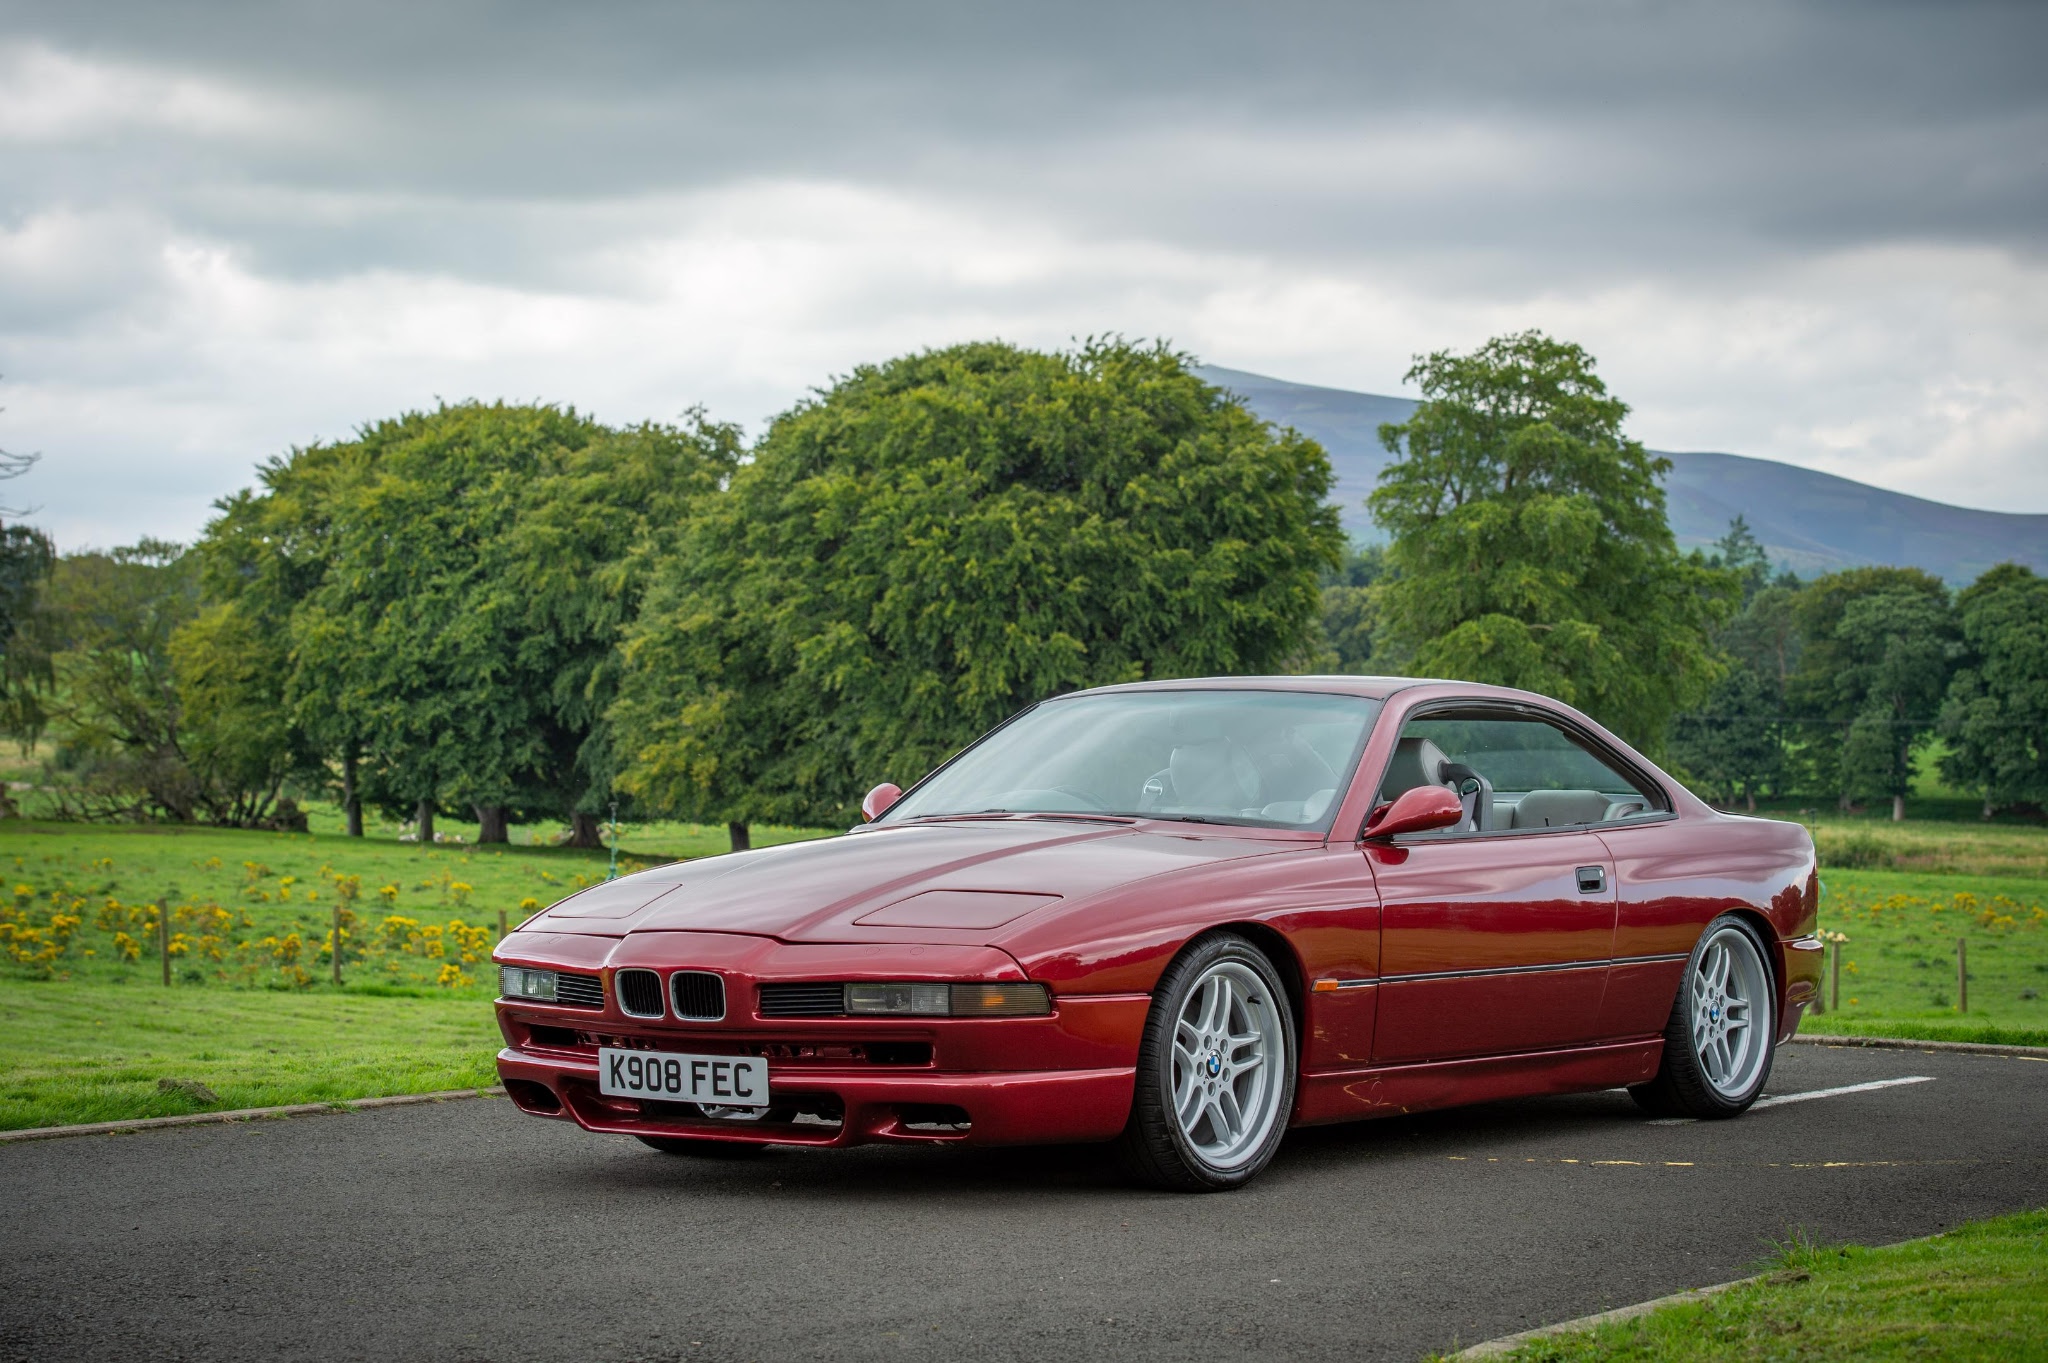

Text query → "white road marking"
[1645,1075,1935,1125]
[1749,1075,1936,1109]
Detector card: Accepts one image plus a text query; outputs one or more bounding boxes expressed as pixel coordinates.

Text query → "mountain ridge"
[1196,365,2048,584]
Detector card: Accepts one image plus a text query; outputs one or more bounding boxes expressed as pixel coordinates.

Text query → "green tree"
[1710,515,1774,605]
[1667,659,1785,810]
[198,444,365,831]
[168,602,312,828]
[1666,520,1800,808]
[1313,542,1384,674]
[0,521,56,746]
[211,403,738,845]
[1939,564,2048,816]
[37,542,203,821]
[1369,331,1737,749]
[1788,567,1956,819]
[614,339,1343,846]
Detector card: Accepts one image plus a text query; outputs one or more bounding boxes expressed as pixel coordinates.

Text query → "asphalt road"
[4,1042,2044,1363]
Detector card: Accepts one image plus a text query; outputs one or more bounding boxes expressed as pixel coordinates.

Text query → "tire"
[1116,933,1297,1192]
[1630,914,1777,1118]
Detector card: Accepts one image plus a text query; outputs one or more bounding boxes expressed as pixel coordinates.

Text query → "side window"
[1374,712,1663,834]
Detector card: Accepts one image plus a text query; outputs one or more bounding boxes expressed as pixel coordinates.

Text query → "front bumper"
[497,1046,1136,1147]
[491,929,1147,1147]
[1780,933,1825,1040]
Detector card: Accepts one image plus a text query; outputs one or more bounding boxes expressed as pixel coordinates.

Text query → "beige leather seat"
[1510,789,1611,829]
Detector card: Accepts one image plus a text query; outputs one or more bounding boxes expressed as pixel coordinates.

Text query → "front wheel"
[1116,933,1297,1191]
[1630,914,1777,1118]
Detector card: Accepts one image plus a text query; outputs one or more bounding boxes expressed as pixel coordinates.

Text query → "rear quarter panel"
[1597,812,1819,1042]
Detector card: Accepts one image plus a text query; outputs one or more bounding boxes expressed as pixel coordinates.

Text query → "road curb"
[0,1086,506,1144]
[1450,1275,1760,1357]
[1449,1227,1952,1358]
[1791,1033,2048,1059]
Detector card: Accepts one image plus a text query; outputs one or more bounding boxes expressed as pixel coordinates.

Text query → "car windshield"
[880,690,1381,830]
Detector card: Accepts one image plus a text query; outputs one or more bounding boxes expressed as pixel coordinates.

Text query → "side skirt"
[1291,1038,1665,1127]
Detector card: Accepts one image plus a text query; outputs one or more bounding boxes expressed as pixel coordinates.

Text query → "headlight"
[499,966,558,1001]
[844,981,1051,1017]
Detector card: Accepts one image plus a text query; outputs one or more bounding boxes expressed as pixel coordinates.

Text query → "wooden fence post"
[497,908,508,942]
[1831,945,1842,1012]
[1957,937,1968,1014]
[332,902,343,986]
[158,898,170,987]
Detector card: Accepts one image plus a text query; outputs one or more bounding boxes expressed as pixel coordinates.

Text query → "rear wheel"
[1630,915,1777,1118]
[1116,933,1296,1192]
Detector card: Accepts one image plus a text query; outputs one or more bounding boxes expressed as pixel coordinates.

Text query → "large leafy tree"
[1787,566,1956,819]
[1939,564,2048,815]
[1667,521,1801,808]
[613,339,1343,846]
[1370,331,1736,749]
[202,403,738,844]
[1667,662,1785,810]
[0,521,55,744]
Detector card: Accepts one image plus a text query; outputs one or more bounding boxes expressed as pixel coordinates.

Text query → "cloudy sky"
[2,1,2044,548]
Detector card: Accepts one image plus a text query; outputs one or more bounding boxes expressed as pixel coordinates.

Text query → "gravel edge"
[0,1086,507,1144]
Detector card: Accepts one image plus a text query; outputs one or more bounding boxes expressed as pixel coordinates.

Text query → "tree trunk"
[1892,793,1906,822]
[475,804,509,844]
[342,746,363,838]
[566,811,603,849]
[415,798,435,845]
[1745,790,1756,813]
[1983,800,1996,821]
[728,821,751,853]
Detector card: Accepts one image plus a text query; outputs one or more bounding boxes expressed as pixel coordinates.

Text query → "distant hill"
[1198,365,2048,584]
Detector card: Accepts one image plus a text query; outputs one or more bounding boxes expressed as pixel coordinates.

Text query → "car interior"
[1372,716,1661,834]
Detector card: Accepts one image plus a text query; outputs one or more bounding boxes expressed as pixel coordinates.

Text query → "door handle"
[1576,865,1606,894]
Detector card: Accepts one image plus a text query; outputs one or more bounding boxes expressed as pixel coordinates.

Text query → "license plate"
[598,1047,769,1107]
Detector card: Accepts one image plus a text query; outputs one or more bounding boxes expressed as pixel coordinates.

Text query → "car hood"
[532,819,1294,945]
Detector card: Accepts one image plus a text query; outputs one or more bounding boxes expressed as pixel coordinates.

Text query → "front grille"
[615,968,664,1018]
[554,971,605,1009]
[671,971,726,1021]
[758,982,847,1018]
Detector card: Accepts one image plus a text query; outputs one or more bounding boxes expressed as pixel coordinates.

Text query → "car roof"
[1057,675,1421,702]
[1055,675,1590,709]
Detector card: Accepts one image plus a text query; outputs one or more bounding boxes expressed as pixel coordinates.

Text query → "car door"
[1365,708,1652,1064]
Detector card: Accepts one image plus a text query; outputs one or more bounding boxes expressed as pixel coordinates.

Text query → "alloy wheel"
[1168,959,1287,1171]
[1689,923,1771,1101]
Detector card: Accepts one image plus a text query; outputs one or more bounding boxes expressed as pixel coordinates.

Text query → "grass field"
[0,815,834,1129]
[0,985,501,1129]
[1802,868,2048,1048]
[1469,1208,2048,1361]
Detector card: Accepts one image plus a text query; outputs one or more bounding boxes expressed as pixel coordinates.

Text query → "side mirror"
[1362,784,1463,841]
[861,782,903,822]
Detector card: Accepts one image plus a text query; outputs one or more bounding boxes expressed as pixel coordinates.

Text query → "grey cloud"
[6,1,2045,270]
[2,0,2046,545]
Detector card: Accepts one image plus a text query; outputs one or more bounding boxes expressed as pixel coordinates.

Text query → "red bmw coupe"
[494,677,1823,1190]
